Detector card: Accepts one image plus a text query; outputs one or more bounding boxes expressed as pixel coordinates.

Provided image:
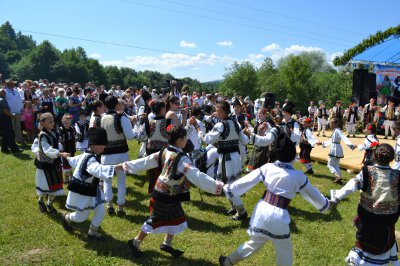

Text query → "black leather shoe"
[107,206,115,215]
[47,205,57,215]
[128,239,143,258]
[62,214,73,231]
[160,244,184,257]
[226,208,236,216]
[305,169,314,175]
[219,255,228,266]
[231,211,248,221]
[38,200,47,213]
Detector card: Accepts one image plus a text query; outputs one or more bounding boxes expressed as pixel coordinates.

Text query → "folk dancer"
[219,133,330,266]
[317,100,328,137]
[330,144,400,266]
[62,128,116,239]
[121,125,224,258]
[32,112,69,214]
[381,97,397,140]
[58,113,77,184]
[322,118,355,185]
[299,117,321,175]
[204,101,250,220]
[357,123,379,167]
[344,99,359,138]
[101,96,137,216]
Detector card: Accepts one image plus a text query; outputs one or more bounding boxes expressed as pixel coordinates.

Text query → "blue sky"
[2,0,399,82]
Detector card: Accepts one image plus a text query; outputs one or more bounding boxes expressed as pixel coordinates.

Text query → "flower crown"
[166,124,175,133]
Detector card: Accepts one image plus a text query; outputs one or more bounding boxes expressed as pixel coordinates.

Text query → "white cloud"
[179,41,197,49]
[261,43,341,65]
[89,53,102,59]
[217,41,233,47]
[101,53,235,74]
[261,43,280,52]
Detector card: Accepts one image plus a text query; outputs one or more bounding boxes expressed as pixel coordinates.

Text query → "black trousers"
[0,114,19,151]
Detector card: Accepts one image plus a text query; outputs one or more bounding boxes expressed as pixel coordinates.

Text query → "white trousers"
[236,235,292,266]
[327,156,341,177]
[227,178,243,207]
[384,120,395,137]
[346,123,356,135]
[67,203,105,227]
[317,123,326,134]
[104,169,126,206]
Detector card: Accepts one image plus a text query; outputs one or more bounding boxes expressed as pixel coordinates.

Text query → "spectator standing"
[4,79,23,143]
[0,88,21,152]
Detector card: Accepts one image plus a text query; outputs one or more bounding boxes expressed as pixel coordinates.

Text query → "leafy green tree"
[220,61,257,98]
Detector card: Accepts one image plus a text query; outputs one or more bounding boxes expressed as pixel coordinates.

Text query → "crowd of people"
[1,77,400,265]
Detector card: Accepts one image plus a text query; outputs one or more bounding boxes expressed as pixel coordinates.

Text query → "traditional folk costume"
[58,125,77,183]
[89,113,102,128]
[308,105,317,126]
[381,101,397,139]
[75,119,89,151]
[392,135,400,171]
[247,118,271,171]
[331,165,400,266]
[220,139,330,266]
[101,110,136,215]
[123,145,223,256]
[317,106,328,136]
[345,104,359,137]
[299,123,319,174]
[357,134,379,166]
[363,102,377,128]
[332,105,345,129]
[136,116,170,193]
[33,128,64,214]
[322,128,355,183]
[204,117,250,220]
[62,127,115,239]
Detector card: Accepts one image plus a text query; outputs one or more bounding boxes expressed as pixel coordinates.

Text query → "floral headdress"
[166,124,174,133]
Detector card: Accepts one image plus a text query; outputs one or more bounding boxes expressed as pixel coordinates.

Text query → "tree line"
[1,21,352,113]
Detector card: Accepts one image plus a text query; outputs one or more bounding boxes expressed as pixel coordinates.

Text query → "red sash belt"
[263,190,291,209]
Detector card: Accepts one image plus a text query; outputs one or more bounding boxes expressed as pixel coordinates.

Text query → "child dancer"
[58,113,77,184]
[204,101,250,220]
[357,123,379,166]
[322,118,355,185]
[120,125,223,258]
[330,144,399,265]
[23,100,35,142]
[219,133,330,266]
[33,112,69,214]
[75,110,89,151]
[299,117,321,174]
[62,127,115,239]
[247,107,271,172]
[89,100,105,128]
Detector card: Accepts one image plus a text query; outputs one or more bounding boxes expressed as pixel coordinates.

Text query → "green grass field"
[0,141,364,265]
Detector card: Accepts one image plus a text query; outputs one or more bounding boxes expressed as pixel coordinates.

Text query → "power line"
[385,50,400,63]
[15,28,238,63]
[156,0,354,44]
[120,0,351,47]
[215,0,365,37]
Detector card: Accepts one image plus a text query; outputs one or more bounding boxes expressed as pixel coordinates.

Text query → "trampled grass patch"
[0,142,374,265]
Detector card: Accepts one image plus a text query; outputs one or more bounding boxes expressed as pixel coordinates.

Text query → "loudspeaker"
[352,69,377,106]
[360,73,377,106]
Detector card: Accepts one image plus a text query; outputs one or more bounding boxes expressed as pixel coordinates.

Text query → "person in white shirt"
[219,134,330,266]
[4,79,23,142]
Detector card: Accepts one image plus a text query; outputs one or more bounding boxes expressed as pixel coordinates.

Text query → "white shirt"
[5,86,23,114]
